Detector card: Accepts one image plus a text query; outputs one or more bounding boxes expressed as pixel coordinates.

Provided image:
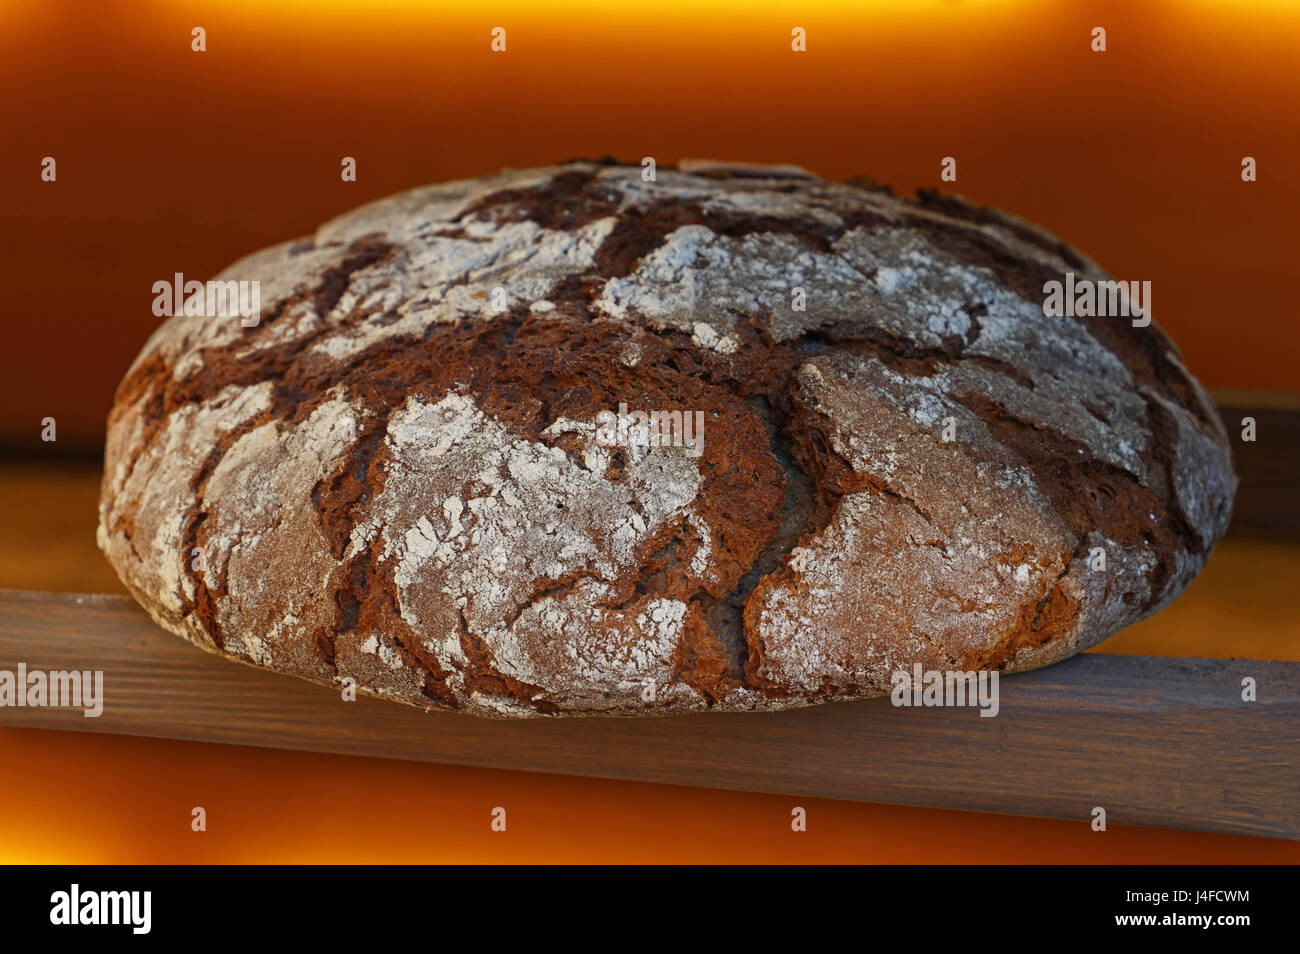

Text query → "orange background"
[1,0,1297,861]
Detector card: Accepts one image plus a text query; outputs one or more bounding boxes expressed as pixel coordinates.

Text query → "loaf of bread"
[98,160,1236,717]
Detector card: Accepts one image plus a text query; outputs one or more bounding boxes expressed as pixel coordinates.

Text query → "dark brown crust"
[98,160,1236,717]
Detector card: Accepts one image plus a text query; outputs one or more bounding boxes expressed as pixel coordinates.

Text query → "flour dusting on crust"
[98,160,1236,717]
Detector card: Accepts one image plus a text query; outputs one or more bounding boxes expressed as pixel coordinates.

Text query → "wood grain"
[1211,389,1300,536]
[0,589,1294,839]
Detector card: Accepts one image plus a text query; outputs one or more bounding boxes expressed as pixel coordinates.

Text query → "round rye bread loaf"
[98,160,1236,718]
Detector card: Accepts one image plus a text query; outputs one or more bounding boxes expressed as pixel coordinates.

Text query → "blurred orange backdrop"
[1,0,1297,862]
[2,0,1298,452]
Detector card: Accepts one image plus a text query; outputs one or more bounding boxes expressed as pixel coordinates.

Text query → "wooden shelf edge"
[0,590,1296,840]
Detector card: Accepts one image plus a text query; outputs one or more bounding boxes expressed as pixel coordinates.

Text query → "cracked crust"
[97,159,1236,717]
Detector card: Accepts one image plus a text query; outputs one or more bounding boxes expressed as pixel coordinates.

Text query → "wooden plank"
[0,589,1295,839]
[1211,388,1300,536]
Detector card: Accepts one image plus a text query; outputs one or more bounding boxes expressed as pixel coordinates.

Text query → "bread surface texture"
[98,160,1236,717]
